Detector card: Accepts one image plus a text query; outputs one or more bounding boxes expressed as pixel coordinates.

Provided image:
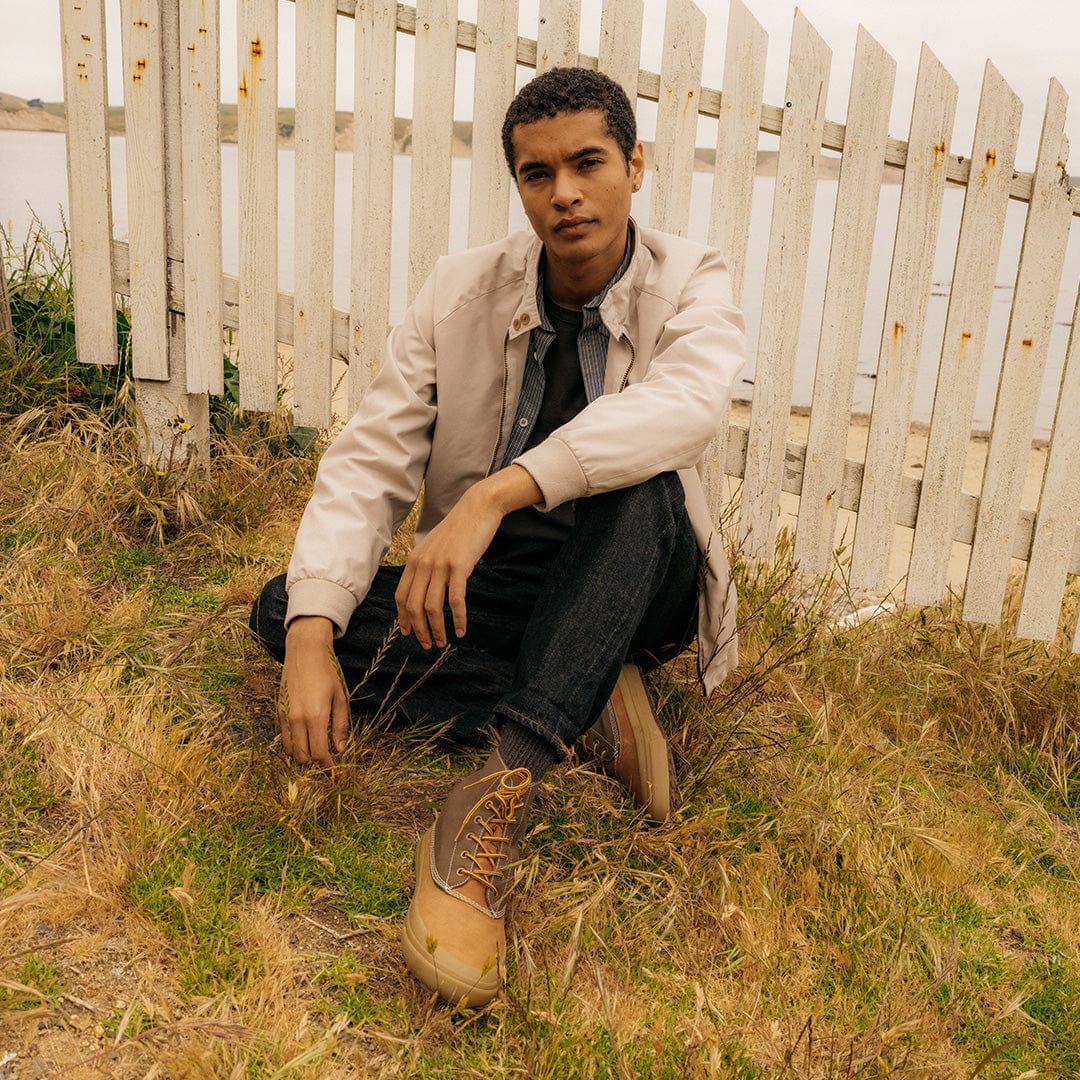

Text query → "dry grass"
[2,267,1080,1075]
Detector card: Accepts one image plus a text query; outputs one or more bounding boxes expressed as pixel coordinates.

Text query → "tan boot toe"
[401,828,504,1007]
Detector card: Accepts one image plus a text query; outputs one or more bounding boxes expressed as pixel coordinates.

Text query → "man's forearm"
[463,463,543,517]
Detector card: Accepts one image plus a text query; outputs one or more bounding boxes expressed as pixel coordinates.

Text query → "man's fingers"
[398,560,434,647]
[305,714,334,769]
[448,571,468,638]
[424,569,450,648]
[395,564,416,635]
[277,694,293,757]
[400,559,441,649]
[331,681,350,754]
[289,714,312,764]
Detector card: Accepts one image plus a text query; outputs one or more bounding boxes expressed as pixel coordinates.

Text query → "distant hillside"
[0,92,472,155]
[0,92,66,132]
[3,92,869,180]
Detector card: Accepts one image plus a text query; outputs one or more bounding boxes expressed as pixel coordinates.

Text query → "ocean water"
[2,127,1077,440]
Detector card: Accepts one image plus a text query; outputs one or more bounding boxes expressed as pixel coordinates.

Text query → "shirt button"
[518,417,529,427]
[520,313,530,326]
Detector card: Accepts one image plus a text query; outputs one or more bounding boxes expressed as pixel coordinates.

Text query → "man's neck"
[542,229,631,310]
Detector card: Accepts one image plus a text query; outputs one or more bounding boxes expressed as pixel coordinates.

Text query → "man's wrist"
[286,615,335,643]
[469,464,543,516]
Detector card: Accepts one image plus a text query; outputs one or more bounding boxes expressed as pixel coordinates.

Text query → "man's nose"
[551,169,582,208]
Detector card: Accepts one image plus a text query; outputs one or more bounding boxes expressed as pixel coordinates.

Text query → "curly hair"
[501,67,637,175]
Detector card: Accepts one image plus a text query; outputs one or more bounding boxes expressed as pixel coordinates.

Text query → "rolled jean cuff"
[492,701,573,761]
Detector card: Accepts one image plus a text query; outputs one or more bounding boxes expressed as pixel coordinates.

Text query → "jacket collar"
[509,219,645,342]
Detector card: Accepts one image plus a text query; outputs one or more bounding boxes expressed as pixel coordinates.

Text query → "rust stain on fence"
[893,320,905,342]
[1022,338,1033,347]
[985,149,997,166]
[133,58,147,82]
[250,37,263,58]
[932,141,946,168]
[238,72,248,97]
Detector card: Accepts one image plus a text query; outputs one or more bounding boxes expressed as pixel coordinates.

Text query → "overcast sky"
[3,0,1079,169]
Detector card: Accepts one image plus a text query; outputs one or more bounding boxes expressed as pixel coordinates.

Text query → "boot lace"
[455,769,531,891]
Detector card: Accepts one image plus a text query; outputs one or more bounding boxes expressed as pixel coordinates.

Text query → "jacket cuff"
[514,437,588,511]
[285,579,357,638]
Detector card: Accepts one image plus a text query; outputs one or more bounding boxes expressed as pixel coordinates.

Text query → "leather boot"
[401,750,536,1007]
[578,664,680,823]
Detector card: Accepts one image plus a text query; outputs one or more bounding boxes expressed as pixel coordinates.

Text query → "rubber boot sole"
[614,664,679,823]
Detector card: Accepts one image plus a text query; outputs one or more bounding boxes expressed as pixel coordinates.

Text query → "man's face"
[510,109,644,278]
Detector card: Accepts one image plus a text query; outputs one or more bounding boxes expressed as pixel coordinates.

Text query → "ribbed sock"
[497,720,559,782]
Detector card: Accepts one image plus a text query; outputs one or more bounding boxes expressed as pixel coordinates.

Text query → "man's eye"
[524,171,546,183]
[580,158,602,169]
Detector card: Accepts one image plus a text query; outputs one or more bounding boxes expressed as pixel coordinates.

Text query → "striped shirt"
[499,231,635,468]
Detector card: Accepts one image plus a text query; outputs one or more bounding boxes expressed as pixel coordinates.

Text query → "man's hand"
[280,615,349,767]
[395,465,542,648]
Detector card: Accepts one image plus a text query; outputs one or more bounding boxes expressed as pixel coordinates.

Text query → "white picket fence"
[56,0,1080,648]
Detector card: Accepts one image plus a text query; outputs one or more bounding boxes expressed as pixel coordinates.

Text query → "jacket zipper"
[618,335,636,391]
[487,331,512,475]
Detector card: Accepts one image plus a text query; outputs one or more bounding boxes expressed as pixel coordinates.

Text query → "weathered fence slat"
[236,0,278,413]
[468,0,518,248]
[907,62,1022,607]
[179,0,223,396]
[127,0,212,461]
[408,0,457,303]
[700,0,766,519]
[849,45,957,592]
[1017,285,1080,642]
[708,0,766,307]
[739,10,831,556]
[349,0,396,412]
[536,0,581,74]
[59,0,117,367]
[964,80,1073,624]
[119,0,169,382]
[648,0,705,238]
[598,0,643,105]
[292,1,337,426]
[795,27,895,574]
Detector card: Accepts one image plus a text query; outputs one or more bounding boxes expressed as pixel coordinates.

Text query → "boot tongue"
[433,757,536,913]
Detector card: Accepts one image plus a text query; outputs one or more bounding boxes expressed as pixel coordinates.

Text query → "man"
[251,66,746,1006]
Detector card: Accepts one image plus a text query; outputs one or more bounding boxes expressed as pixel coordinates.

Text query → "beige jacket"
[286,224,746,693]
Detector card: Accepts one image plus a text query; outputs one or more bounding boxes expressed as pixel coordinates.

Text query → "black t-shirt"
[485,298,587,560]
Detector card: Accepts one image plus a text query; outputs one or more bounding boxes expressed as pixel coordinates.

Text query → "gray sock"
[497,720,559,782]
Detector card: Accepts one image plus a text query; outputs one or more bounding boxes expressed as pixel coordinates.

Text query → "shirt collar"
[534,224,636,332]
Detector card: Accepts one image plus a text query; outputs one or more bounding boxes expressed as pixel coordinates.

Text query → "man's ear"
[629,141,645,186]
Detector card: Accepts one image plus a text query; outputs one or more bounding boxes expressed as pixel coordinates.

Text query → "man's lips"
[555,217,594,233]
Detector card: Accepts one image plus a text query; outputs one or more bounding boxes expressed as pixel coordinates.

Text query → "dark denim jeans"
[249,471,699,756]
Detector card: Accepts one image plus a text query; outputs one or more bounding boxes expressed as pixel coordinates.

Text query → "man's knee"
[575,471,685,531]
[249,574,288,662]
